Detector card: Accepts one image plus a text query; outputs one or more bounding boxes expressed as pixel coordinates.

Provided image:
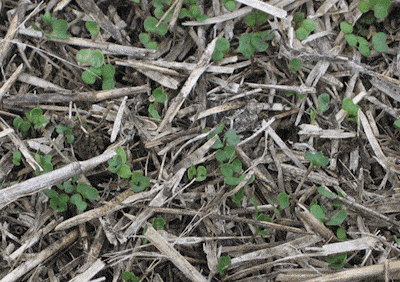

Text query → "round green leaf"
[13,116,23,129]
[374,5,389,19]
[358,0,371,13]
[139,33,151,44]
[118,164,132,178]
[216,149,227,162]
[357,36,369,46]
[188,164,197,180]
[76,182,99,201]
[70,193,87,211]
[196,14,209,22]
[345,34,358,47]
[224,0,236,11]
[13,150,21,166]
[152,88,168,103]
[302,19,316,32]
[89,50,105,68]
[76,49,91,63]
[44,189,59,199]
[50,197,68,212]
[85,20,99,37]
[340,21,353,34]
[277,192,289,209]
[293,12,304,23]
[318,93,330,112]
[295,27,309,41]
[144,17,158,33]
[146,41,158,49]
[196,166,207,181]
[148,103,161,119]
[372,32,388,52]
[153,217,166,230]
[179,8,190,18]
[213,50,224,61]
[337,227,346,240]
[101,64,116,79]
[52,19,70,39]
[245,13,256,26]
[102,78,115,90]
[82,70,97,84]
[358,44,371,57]
[220,163,234,177]
[310,203,326,222]
[217,256,231,275]
[189,4,201,18]
[232,158,242,173]
[154,6,164,19]
[215,38,230,52]
[156,22,168,36]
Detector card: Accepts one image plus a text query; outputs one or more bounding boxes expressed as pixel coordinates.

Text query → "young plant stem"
[294,164,313,195]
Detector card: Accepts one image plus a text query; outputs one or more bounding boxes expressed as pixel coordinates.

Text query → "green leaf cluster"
[76,49,115,90]
[130,172,150,192]
[14,108,49,133]
[178,0,209,22]
[35,151,53,174]
[238,30,274,59]
[45,178,99,212]
[13,151,22,166]
[342,97,361,123]
[304,151,329,168]
[122,272,139,282]
[213,38,230,61]
[326,253,347,269]
[217,255,231,275]
[85,20,99,37]
[245,11,268,26]
[295,19,316,40]
[41,11,70,39]
[213,129,255,206]
[152,217,166,230]
[359,0,391,19]
[108,147,132,178]
[188,164,207,181]
[308,93,330,124]
[148,88,168,119]
[288,58,301,74]
[55,124,75,143]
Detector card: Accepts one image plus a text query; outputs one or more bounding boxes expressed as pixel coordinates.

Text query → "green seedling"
[76,49,115,90]
[304,151,329,168]
[207,122,225,149]
[245,11,268,26]
[35,151,53,174]
[288,58,301,74]
[152,217,166,230]
[337,228,347,241]
[277,192,290,209]
[144,17,168,36]
[326,253,347,269]
[188,164,207,181]
[85,20,99,37]
[213,38,230,61]
[139,33,158,50]
[310,202,326,222]
[359,0,391,19]
[220,0,236,11]
[55,124,74,143]
[178,0,209,22]
[340,21,370,56]
[326,209,348,226]
[309,93,330,124]
[108,147,132,178]
[293,12,304,23]
[40,11,70,39]
[252,196,271,237]
[295,19,316,40]
[317,186,348,225]
[13,151,22,166]
[130,172,150,192]
[372,32,388,52]
[342,97,361,123]
[217,255,231,275]
[14,108,49,133]
[122,272,139,282]
[238,30,274,59]
[148,88,168,119]
[286,92,304,99]
[45,179,99,212]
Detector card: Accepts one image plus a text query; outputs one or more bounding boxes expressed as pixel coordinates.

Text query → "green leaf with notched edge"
[76,182,99,201]
[69,193,87,211]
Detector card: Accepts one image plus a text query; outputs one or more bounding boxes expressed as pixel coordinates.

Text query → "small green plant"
[130,172,150,192]
[337,228,347,241]
[252,196,271,237]
[35,151,53,174]
[144,17,168,36]
[139,33,158,50]
[14,108,49,133]
[13,151,22,166]
[76,49,115,90]
[40,11,70,39]
[152,217,166,230]
[213,38,230,61]
[122,272,139,282]
[359,0,391,19]
[85,20,99,37]
[55,124,75,143]
[372,32,388,52]
[286,92,304,99]
[220,0,236,11]
[217,255,231,274]
[288,58,301,73]
[295,18,316,40]
[277,192,290,209]
[326,253,347,269]
[304,151,329,168]
[178,0,209,21]
[308,93,330,124]
[44,178,99,212]
[108,147,132,178]
[148,88,168,119]
[310,202,326,222]
[245,11,268,26]
[342,97,361,123]
[314,186,348,225]
[238,30,274,59]
[188,164,207,181]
